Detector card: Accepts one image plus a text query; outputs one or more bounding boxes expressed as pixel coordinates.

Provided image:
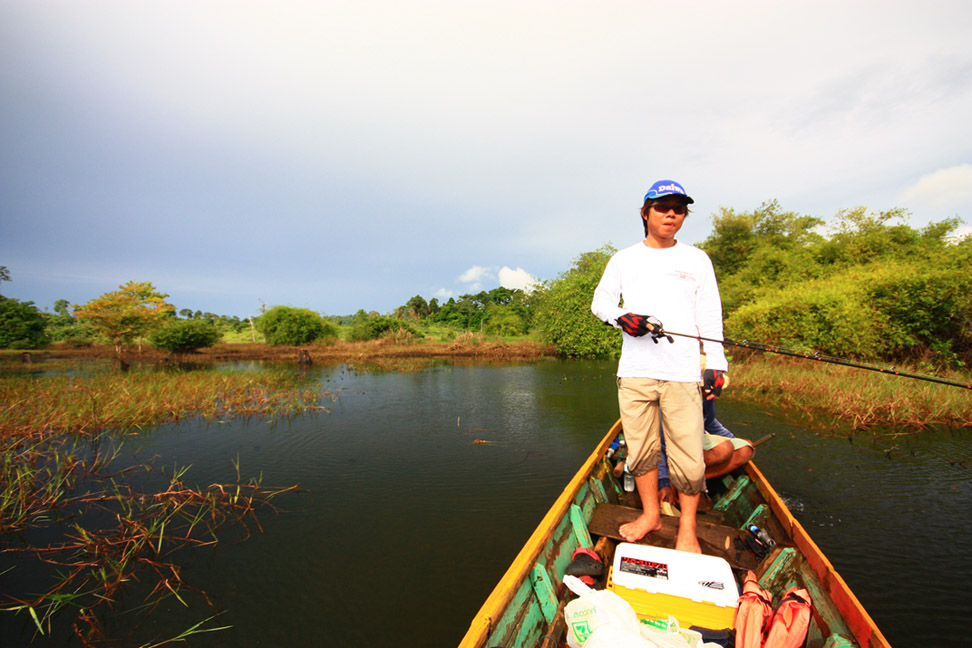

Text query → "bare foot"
[619,513,662,542]
[675,526,702,553]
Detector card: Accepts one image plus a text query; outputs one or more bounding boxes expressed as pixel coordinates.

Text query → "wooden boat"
[458,419,891,648]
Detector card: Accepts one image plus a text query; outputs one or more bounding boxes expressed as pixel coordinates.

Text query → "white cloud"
[899,164,972,209]
[458,266,494,289]
[433,287,454,300]
[4,1,972,316]
[498,266,538,293]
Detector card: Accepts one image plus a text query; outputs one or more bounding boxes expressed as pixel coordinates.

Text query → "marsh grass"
[2,448,295,645]
[0,368,329,439]
[0,367,326,646]
[731,354,972,431]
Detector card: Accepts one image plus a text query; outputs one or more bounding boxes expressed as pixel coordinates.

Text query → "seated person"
[658,399,754,505]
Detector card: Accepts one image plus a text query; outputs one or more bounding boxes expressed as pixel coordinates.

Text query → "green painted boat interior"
[477,441,869,648]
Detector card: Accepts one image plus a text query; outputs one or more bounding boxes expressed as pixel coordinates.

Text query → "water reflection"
[2,360,969,647]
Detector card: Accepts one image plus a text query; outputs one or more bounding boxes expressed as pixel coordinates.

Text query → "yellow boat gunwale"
[458,420,621,648]
[459,419,892,648]
[744,461,891,648]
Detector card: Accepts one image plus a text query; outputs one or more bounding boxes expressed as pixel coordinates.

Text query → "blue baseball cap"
[644,179,694,204]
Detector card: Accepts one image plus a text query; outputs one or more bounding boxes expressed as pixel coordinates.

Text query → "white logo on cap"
[656,184,684,194]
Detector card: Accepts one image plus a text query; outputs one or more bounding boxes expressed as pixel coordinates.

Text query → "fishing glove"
[615,312,652,337]
[702,368,726,398]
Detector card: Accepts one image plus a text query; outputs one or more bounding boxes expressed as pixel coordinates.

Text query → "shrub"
[0,296,50,349]
[533,246,620,358]
[348,315,421,341]
[865,260,972,363]
[726,275,888,359]
[257,306,337,346]
[483,303,528,337]
[150,319,221,352]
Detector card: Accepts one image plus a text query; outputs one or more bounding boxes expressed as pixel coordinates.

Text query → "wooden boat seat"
[588,503,760,571]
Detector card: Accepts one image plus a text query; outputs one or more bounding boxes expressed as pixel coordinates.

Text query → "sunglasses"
[650,202,688,215]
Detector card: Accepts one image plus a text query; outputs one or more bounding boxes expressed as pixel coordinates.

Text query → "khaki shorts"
[617,377,705,495]
[703,433,754,453]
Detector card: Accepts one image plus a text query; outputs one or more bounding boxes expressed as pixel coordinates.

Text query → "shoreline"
[4,337,556,365]
[4,342,969,432]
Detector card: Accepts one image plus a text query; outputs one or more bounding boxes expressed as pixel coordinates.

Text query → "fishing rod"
[656,329,972,391]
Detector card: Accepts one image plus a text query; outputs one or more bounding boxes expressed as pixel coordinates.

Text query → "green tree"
[348,314,421,341]
[258,306,337,346]
[0,296,50,348]
[700,201,823,278]
[150,319,221,352]
[73,281,175,352]
[483,303,527,336]
[404,295,430,320]
[45,298,93,347]
[432,297,466,327]
[533,246,619,358]
[704,202,972,365]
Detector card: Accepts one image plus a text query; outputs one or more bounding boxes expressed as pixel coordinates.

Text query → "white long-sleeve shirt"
[591,240,728,381]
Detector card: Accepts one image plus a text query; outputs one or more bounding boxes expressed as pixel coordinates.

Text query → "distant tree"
[533,246,619,358]
[432,297,466,327]
[258,306,337,346]
[487,286,516,306]
[0,265,9,295]
[150,319,221,353]
[179,308,193,319]
[349,314,421,341]
[483,303,527,336]
[53,299,71,316]
[73,281,175,352]
[404,295,430,320]
[0,296,50,348]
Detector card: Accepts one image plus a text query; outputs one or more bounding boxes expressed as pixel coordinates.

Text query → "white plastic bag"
[586,622,658,648]
[563,574,655,648]
[638,615,704,648]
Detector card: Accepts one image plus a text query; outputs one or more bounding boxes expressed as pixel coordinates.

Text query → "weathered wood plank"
[588,503,760,571]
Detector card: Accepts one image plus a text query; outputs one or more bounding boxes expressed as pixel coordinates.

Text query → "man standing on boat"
[591,179,728,553]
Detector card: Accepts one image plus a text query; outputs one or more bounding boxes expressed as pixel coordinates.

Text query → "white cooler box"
[606,542,739,630]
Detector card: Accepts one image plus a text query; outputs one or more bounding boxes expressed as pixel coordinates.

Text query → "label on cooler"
[618,556,669,580]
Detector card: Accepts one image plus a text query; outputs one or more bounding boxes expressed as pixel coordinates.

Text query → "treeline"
[344,287,534,339]
[532,203,971,367]
[0,274,535,352]
[2,205,969,365]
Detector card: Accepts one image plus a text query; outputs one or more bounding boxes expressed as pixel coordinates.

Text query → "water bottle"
[623,465,635,492]
[606,439,620,461]
[747,523,776,548]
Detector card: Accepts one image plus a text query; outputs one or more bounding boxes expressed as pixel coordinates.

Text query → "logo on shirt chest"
[667,270,693,282]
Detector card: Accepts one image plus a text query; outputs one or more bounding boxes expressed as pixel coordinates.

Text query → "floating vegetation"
[0,366,327,645]
[1,440,296,645]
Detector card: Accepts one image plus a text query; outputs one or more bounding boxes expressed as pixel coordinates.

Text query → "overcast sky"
[2,1,970,318]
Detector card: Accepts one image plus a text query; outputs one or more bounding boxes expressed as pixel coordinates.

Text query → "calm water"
[3,360,971,647]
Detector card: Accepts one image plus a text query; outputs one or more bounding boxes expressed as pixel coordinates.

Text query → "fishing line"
[661,329,972,391]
